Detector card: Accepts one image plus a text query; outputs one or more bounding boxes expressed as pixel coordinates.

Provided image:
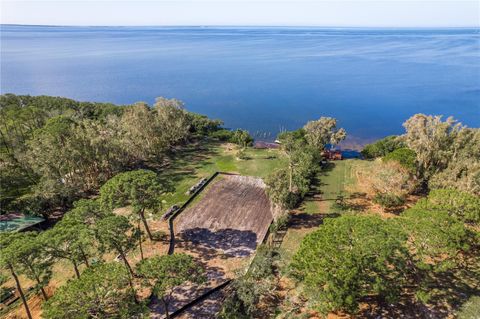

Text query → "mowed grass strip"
[280,160,360,263]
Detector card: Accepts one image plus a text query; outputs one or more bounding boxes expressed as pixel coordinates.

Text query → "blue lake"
[1,25,479,146]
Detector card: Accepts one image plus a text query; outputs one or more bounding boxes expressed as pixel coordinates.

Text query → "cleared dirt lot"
[175,174,273,260]
[150,174,274,318]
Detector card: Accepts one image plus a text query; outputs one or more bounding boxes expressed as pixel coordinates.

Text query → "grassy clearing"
[279,160,360,264]
[159,142,286,209]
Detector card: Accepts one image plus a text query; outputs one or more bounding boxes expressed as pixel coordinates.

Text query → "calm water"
[1,25,479,145]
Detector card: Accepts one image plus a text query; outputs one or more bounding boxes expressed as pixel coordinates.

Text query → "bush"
[373,193,406,208]
[231,129,253,148]
[209,128,234,141]
[269,214,289,235]
[219,245,276,318]
[361,135,405,159]
[236,149,249,160]
[360,160,415,201]
[151,230,168,241]
[265,169,301,210]
[413,188,480,224]
[188,113,223,135]
[0,286,14,303]
[383,148,417,173]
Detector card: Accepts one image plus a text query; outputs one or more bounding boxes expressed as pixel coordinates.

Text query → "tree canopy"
[2,232,53,301]
[0,232,35,319]
[42,262,145,319]
[303,117,347,150]
[399,208,473,271]
[412,188,480,224]
[0,94,224,216]
[136,254,206,318]
[266,127,320,209]
[95,215,137,275]
[361,135,405,159]
[230,129,253,148]
[40,217,94,278]
[99,169,167,240]
[290,215,408,314]
[403,114,480,194]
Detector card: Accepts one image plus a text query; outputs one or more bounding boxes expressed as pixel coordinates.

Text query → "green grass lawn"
[317,160,355,202]
[158,142,286,209]
[279,159,361,263]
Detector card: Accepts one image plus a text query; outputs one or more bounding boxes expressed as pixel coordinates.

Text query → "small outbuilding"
[253,141,280,149]
[322,149,343,160]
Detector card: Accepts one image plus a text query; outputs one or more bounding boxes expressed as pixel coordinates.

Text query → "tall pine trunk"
[138,221,144,260]
[118,249,134,276]
[29,265,48,301]
[162,297,170,319]
[80,247,90,268]
[72,259,81,279]
[9,265,32,319]
[139,209,153,241]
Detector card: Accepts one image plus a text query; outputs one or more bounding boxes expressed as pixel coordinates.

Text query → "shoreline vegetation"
[1,94,479,319]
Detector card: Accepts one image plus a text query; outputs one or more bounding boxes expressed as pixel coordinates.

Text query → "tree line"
[0,94,256,216]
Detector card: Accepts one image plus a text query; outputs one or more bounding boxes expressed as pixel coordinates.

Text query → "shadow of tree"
[356,260,480,318]
[176,289,226,319]
[154,142,220,184]
[178,227,258,259]
[149,281,224,318]
[287,212,340,230]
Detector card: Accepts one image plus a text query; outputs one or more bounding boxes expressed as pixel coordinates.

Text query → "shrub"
[0,286,14,303]
[361,135,405,159]
[413,188,480,224]
[360,160,415,199]
[219,246,276,318]
[209,129,234,141]
[265,169,301,210]
[151,230,168,241]
[373,193,406,208]
[231,129,253,148]
[269,213,289,235]
[383,147,417,173]
[236,149,249,160]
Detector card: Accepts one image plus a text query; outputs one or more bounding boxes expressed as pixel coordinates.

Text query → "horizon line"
[2,23,479,29]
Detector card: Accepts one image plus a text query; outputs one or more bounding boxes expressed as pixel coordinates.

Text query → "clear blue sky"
[1,0,479,27]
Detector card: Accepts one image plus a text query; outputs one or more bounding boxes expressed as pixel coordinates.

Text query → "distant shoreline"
[2,24,479,29]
